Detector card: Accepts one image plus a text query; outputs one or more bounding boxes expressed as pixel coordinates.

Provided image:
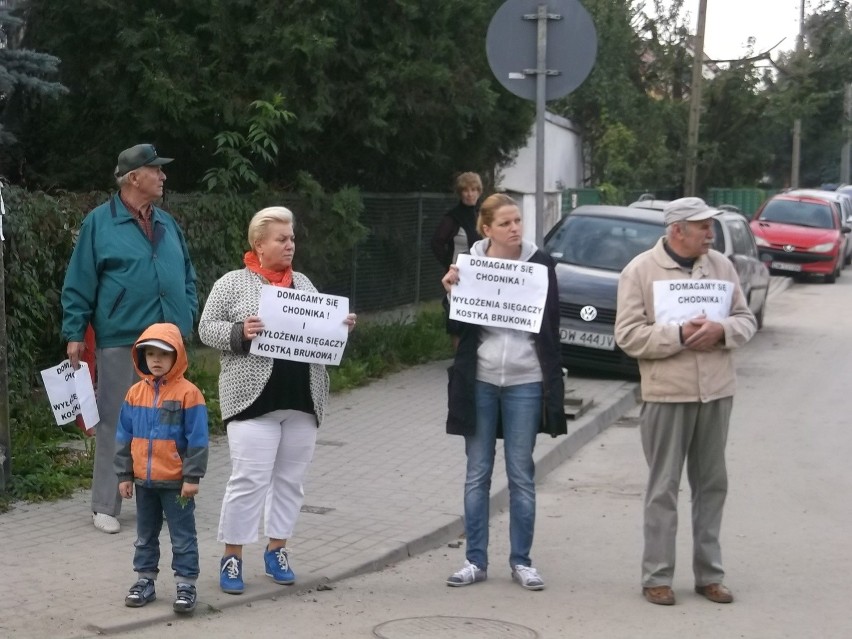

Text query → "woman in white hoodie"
[441,193,566,591]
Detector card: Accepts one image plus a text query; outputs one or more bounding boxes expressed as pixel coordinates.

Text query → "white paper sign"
[250,286,350,365]
[39,360,100,428]
[449,254,549,333]
[653,279,734,325]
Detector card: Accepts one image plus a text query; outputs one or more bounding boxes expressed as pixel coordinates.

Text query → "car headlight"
[808,242,835,253]
[754,236,770,247]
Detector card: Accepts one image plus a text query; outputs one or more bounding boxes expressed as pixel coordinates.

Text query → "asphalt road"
[92,274,852,638]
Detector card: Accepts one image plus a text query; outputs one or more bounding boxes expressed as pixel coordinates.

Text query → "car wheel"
[755,302,765,330]
[825,271,837,284]
[845,252,851,266]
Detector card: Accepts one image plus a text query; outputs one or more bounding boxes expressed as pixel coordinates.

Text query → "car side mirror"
[842,226,851,234]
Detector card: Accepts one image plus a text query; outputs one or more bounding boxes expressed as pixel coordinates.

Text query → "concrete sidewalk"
[0,361,638,639]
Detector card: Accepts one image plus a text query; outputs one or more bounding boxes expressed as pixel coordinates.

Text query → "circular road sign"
[486,0,598,102]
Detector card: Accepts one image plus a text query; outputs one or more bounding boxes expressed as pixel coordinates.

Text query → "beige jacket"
[614,238,757,403]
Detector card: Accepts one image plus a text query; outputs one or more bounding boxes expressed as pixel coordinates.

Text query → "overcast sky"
[684,0,806,60]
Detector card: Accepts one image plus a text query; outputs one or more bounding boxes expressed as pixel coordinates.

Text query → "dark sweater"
[430,202,481,270]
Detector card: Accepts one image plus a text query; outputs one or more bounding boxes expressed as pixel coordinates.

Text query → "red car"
[750,193,851,283]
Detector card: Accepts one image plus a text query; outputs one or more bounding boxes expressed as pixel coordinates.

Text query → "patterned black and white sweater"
[198,268,330,424]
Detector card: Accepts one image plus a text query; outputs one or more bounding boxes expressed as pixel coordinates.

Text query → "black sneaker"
[173,582,197,614]
[125,578,156,607]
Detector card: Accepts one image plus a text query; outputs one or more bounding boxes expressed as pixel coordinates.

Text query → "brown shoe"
[642,585,675,605]
[695,583,734,603]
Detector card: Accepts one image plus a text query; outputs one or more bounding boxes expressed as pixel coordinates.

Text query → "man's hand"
[67,341,85,369]
[682,317,724,351]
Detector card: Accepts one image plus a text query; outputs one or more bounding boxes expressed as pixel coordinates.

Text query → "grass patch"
[0,395,94,512]
[329,303,453,392]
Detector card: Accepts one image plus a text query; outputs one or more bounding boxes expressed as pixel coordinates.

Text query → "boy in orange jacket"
[114,323,208,614]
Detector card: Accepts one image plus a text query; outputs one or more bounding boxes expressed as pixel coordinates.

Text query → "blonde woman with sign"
[440,193,566,591]
[199,206,356,595]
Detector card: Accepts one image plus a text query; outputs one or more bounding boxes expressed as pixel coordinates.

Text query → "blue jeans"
[463,380,542,571]
[133,484,199,580]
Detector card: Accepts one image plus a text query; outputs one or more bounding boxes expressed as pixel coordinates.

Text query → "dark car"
[750,192,851,283]
[544,205,769,376]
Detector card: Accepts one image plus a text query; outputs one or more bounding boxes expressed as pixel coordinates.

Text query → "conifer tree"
[0,1,66,144]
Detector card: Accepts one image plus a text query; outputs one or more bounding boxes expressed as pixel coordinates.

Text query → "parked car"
[628,198,671,211]
[711,210,771,328]
[750,192,851,283]
[836,184,852,198]
[544,205,770,376]
[786,189,852,265]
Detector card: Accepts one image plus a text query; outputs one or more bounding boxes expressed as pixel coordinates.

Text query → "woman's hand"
[243,315,265,340]
[441,265,460,293]
[344,313,357,333]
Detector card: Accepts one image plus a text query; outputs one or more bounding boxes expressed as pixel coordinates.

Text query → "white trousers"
[218,410,318,544]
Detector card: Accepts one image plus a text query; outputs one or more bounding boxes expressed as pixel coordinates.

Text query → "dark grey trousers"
[91,347,137,517]
[640,397,733,588]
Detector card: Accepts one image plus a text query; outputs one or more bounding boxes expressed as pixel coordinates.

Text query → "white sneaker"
[446,560,487,587]
[512,565,545,590]
[93,513,120,534]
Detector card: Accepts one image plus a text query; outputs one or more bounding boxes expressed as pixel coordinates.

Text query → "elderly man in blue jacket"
[61,143,198,534]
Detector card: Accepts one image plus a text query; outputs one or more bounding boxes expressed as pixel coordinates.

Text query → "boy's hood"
[131,323,187,382]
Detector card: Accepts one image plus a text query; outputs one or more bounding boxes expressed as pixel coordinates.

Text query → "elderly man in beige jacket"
[615,197,757,607]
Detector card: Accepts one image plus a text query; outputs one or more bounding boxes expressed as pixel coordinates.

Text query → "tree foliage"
[13,0,532,192]
[7,0,851,197]
[553,0,684,193]
[0,1,66,146]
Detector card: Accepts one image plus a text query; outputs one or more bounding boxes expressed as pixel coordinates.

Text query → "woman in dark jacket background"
[430,172,483,271]
[440,193,566,592]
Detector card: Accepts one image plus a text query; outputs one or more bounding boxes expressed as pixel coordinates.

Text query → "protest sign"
[40,360,99,428]
[250,285,350,365]
[449,254,549,333]
[652,279,734,325]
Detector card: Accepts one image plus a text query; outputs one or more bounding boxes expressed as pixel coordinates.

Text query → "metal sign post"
[486,0,597,246]
[530,6,556,250]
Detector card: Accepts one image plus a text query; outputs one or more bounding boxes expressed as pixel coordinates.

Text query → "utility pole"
[791,0,805,188]
[841,82,852,185]
[684,0,708,196]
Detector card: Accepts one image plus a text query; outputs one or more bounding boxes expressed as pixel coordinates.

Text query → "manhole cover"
[373,616,538,638]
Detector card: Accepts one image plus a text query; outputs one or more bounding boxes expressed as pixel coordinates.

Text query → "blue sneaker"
[220,555,244,594]
[125,578,156,607]
[264,546,295,585]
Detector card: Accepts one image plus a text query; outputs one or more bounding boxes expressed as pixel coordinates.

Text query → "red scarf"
[243,251,293,287]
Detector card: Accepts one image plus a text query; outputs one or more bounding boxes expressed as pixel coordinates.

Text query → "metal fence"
[324,193,457,312]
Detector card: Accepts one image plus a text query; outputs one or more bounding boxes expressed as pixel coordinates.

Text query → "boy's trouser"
[640,398,732,588]
[133,484,199,580]
[92,347,137,517]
